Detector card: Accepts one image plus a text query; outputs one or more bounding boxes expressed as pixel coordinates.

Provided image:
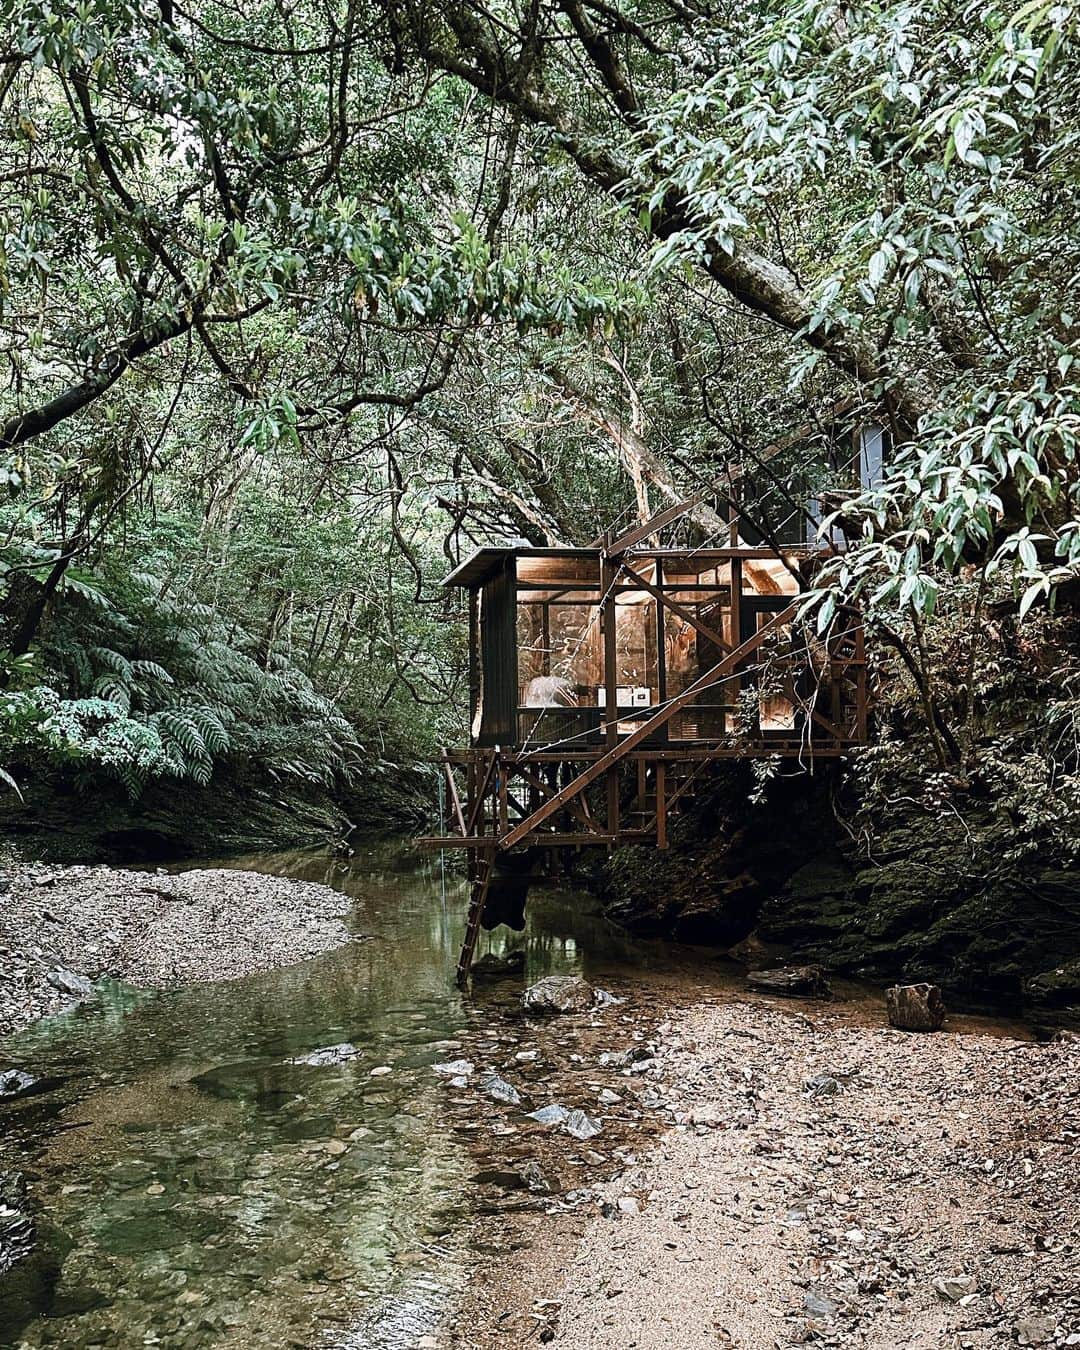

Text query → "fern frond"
[91,676,131,711]
[188,706,230,754]
[155,711,208,759]
[89,646,133,677]
[62,575,113,609]
[130,659,175,685]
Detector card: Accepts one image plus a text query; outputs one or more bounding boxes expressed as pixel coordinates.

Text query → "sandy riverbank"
[443,979,1079,1350]
[0,862,358,1037]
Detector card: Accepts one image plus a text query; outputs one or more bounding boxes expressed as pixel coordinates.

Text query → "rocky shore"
[443,977,1080,1350]
[0,862,357,1038]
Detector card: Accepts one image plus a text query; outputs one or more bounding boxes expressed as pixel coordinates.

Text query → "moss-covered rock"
[593,758,1080,1024]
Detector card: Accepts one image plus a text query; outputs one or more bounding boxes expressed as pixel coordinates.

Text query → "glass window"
[516,600,601,707]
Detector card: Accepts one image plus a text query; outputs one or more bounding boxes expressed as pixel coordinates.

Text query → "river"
[0,843,666,1349]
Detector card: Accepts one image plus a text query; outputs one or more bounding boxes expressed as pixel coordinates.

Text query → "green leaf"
[1019,580,1047,619]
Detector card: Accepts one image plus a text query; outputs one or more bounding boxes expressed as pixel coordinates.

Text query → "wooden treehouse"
[421,494,870,986]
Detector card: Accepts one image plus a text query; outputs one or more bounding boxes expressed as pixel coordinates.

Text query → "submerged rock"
[433,1059,475,1078]
[482,1074,522,1106]
[746,964,832,1000]
[522,975,595,1014]
[472,950,526,981]
[287,1042,361,1066]
[885,982,945,1031]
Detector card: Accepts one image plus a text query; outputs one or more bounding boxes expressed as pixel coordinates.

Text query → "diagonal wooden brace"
[617,559,732,654]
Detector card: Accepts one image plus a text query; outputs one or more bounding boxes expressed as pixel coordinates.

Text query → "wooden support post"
[656,761,667,849]
[497,753,508,834]
[603,558,618,748]
[607,768,620,843]
[729,557,743,732]
[852,613,869,743]
[440,750,467,837]
[468,592,480,732]
[603,556,619,843]
[465,750,497,839]
[727,473,741,548]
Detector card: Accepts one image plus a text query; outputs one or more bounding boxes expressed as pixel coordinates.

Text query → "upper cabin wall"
[474,559,517,746]
[465,547,808,750]
[741,423,889,548]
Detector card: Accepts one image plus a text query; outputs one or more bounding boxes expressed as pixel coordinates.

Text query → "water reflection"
[0,843,657,1349]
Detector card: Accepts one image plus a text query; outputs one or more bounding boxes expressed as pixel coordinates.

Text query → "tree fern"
[6,551,369,798]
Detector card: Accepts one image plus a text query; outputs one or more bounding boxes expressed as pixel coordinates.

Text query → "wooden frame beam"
[439,750,467,836]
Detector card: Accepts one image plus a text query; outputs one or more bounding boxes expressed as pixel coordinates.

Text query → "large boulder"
[522,975,595,1014]
[746,964,832,1000]
[885,982,945,1031]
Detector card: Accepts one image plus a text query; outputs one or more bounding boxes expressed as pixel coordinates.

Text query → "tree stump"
[885,982,945,1031]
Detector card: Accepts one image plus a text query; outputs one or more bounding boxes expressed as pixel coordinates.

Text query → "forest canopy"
[2,0,1080,828]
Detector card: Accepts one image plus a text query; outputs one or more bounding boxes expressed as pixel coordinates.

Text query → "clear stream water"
[0,843,662,1349]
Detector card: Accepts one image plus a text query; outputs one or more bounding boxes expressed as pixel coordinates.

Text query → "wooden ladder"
[456,847,495,989]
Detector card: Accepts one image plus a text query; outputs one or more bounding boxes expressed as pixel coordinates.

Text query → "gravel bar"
[0,863,357,1037]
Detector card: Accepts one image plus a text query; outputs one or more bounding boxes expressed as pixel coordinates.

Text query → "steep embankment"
[1,756,430,864]
[598,767,1080,1032]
